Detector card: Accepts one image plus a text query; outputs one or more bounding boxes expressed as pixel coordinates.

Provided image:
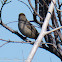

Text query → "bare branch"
[56,7,62,12]
[42,0,48,8]
[1,0,11,11]
[45,26,62,34]
[0,39,34,44]
[18,0,33,14]
[28,0,43,20]
[0,20,28,41]
[0,42,8,47]
[0,38,58,49]
[26,0,56,62]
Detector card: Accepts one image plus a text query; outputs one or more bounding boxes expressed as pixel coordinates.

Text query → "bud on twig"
[4,0,7,2]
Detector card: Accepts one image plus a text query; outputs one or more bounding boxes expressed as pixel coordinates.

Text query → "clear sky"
[0,0,61,62]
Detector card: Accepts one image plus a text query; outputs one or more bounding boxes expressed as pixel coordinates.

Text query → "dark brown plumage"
[18,13,39,39]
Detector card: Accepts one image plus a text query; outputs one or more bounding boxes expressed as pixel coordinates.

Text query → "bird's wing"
[26,20,39,35]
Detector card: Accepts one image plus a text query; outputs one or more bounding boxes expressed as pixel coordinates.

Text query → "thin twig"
[1,0,11,11]
[0,38,57,49]
[45,26,62,35]
[0,20,28,40]
[37,1,43,7]
[42,0,48,8]
[28,0,43,20]
[56,7,62,12]
[0,39,34,43]
[0,42,8,47]
[18,0,33,14]
[0,21,41,28]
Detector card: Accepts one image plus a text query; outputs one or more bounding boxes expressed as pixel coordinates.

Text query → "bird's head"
[18,13,27,21]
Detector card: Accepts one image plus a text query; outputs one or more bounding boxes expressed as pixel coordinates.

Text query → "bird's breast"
[18,21,36,38]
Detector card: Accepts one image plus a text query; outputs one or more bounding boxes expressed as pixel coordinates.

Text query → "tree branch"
[18,0,33,14]
[26,0,56,62]
[28,0,43,20]
[0,20,30,41]
[45,26,62,35]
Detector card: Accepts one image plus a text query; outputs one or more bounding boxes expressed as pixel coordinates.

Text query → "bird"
[18,13,39,39]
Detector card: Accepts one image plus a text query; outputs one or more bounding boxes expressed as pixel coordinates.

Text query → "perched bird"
[18,13,39,39]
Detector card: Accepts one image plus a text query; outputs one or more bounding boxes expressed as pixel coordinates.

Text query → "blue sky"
[0,0,61,62]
